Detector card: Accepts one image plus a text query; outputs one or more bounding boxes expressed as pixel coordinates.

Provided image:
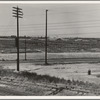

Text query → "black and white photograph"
[0,1,100,97]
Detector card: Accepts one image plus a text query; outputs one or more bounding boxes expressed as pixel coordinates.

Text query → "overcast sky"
[0,3,100,38]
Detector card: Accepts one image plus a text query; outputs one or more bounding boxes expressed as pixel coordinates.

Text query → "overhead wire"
[1,8,100,37]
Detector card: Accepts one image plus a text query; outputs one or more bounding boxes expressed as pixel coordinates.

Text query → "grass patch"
[0,68,67,84]
[0,68,97,89]
[20,71,66,83]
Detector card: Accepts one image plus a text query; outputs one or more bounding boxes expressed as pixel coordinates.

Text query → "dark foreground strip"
[0,86,32,96]
[0,79,99,96]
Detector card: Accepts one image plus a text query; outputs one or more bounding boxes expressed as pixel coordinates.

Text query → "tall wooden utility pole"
[12,6,23,71]
[45,10,48,65]
[24,36,27,61]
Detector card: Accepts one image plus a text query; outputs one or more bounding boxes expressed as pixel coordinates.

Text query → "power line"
[0,22,100,29]
[25,8,100,17]
[1,19,100,28]
[1,24,100,32]
[20,25,100,30]
[49,8,100,14]
[15,19,100,26]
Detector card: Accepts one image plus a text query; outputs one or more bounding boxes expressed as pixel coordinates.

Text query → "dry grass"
[0,68,67,84]
[0,68,100,95]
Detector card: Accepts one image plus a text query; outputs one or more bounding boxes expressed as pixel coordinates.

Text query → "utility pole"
[12,6,23,71]
[45,10,48,65]
[24,36,27,61]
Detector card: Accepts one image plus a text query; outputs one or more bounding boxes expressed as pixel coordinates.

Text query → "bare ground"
[1,52,100,95]
[0,68,99,96]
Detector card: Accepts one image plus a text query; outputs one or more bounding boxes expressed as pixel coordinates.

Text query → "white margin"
[0,96,100,99]
[0,1,100,4]
[0,1,100,99]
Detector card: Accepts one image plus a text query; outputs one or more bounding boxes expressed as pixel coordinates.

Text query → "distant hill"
[0,36,100,53]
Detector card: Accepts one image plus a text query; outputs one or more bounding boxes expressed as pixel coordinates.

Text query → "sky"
[0,3,100,38]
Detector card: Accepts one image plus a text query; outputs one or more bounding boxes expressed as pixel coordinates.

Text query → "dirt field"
[0,52,100,84]
[1,61,100,85]
[0,52,100,95]
[1,52,100,60]
[0,65,99,96]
